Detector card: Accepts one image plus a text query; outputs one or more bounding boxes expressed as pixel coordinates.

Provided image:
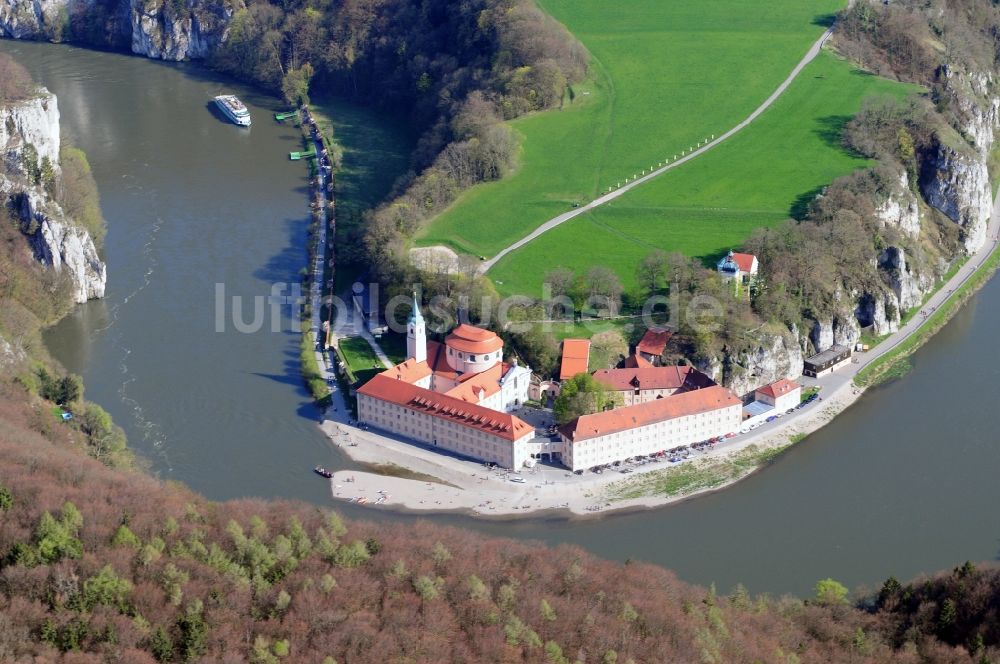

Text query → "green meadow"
[415,0,844,257]
[488,51,918,297]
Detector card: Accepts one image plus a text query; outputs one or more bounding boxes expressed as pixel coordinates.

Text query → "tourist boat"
[214,95,251,126]
[313,466,333,479]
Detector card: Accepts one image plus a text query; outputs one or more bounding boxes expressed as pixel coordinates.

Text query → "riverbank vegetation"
[2,397,1000,661]
[0,54,130,469]
[603,444,792,502]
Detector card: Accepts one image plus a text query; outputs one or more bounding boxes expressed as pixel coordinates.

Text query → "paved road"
[479,26,836,274]
[725,190,1000,448]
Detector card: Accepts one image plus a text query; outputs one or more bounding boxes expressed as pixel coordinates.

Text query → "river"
[5,40,999,598]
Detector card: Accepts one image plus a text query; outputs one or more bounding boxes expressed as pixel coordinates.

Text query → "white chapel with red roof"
[717,250,759,283]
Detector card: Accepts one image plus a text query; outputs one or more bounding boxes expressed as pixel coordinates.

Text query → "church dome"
[445,324,504,354]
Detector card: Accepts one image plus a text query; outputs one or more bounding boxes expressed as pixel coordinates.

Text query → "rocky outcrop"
[809,310,860,354]
[879,246,932,313]
[1,89,106,303]
[940,65,999,155]
[695,328,803,397]
[17,191,107,302]
[854,290,899,337]
[0,0,66,39]
[920,67,999,254]
[875,170,920,237]
[920,141,992,254]
[0,0,237,60]
[130,0,236,60]
[0,333,27,370]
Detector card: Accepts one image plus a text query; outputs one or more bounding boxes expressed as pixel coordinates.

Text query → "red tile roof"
[560,385,741,442]
[383,358,433,384]
[445,362,503,402]
[559,339,591,380]
[756,378,800,399]
[636,327,672,357]
[732,252,757,273]
[623,353,653,368]
[592,366,715,392]
[358,373,532,441]
[445,324,504,354]
[424,340,458,381]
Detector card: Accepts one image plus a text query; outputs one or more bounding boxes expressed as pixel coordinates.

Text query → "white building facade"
[357,375,536,469]
[356,307,535,468]
[560,386,742,472]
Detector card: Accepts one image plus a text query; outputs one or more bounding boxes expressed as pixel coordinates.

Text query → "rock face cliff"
[920,142,992,253]
[130,0,236,60]
[920,66,999,254]
[695,328,803,397]
[0,0,238,60]
[1,89,106,303]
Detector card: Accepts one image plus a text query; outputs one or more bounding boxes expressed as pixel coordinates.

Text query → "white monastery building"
[357,296,535,468]
[359,298,745,471]
[559,385,743,472]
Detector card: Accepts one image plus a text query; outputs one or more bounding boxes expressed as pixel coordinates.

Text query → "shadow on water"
[253,216,311,283]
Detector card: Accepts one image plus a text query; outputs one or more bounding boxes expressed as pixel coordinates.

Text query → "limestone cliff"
[130,0,237,61]
[919,66,998,254]
[920,140,992,254]
[1,88,106,303]
[809,309,861,354]
[695,328,803,397]
[0,0,238,60]
[874,170,920,237]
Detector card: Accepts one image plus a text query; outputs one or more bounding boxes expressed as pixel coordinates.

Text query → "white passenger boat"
[214,94,251,126]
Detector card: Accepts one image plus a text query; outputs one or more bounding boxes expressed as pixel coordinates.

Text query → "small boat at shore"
[313,466,333,479]
[214,94,251,126]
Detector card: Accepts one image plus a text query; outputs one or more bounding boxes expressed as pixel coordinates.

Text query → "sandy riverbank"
[318,373,866,518]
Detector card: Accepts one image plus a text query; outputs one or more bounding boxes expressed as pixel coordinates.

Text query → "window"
[470,355,477,361]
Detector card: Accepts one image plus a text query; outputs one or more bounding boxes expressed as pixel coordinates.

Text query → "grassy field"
[415,0,844,257]
[336,336,385,386]
[489,51,918,296]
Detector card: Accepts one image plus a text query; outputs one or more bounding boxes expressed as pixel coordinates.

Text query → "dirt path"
[478,26,836,274]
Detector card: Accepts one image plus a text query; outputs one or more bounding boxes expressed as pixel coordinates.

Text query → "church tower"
[407,292,427,363]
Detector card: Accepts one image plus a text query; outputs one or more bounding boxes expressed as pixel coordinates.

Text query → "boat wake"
[99,204,172,471]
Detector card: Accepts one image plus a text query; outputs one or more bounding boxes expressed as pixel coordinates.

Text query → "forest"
[2,375,1000,663]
